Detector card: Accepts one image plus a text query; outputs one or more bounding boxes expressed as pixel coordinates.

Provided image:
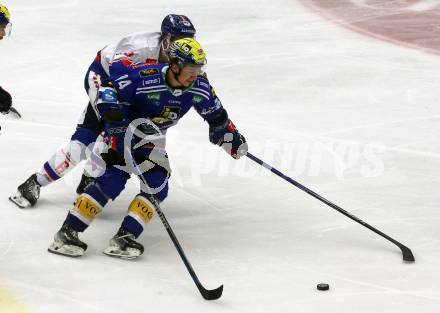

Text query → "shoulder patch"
[139,68,159,77]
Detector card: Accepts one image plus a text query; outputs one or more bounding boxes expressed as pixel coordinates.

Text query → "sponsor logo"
[192,95,203,103]
[102,89,117,102]
[147,93,161,100]
[199,99,222,116]
[143,78,159,85]
[161,106,181,120]
[140,68,159,77]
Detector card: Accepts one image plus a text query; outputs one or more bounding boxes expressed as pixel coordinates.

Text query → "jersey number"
[117,80,132,90]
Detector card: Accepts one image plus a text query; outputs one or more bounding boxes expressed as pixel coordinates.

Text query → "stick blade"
[9,107,22,119]
[401,246,415,262]
[199,284,223,301]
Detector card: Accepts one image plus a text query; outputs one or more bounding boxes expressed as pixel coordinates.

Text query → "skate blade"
[9,193,32,209]
[48,242,85,257]
[103,247,141,260]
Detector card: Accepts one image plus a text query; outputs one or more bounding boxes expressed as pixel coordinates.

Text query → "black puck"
[317,283,330,291]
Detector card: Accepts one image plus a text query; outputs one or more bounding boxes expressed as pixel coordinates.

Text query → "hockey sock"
[35,172,51,187]
[121,195,155,238]
[65,194,103,232]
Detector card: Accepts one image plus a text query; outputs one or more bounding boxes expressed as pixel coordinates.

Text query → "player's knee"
[93,167,129,200]
[140,167,169,202]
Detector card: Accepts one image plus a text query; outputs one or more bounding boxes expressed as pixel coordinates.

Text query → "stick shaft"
[246,152,414,261]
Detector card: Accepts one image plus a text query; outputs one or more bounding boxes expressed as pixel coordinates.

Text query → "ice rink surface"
[0,0,439,312]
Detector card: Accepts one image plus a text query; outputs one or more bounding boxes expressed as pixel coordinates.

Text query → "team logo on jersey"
[147,93,161,100]
[140,68,159,77]
[161,106,181,121]
[172,89,183,96]
[192,95,203,103]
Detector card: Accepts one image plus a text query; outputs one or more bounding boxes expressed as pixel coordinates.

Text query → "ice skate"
[103,228,144,260]
[9,174,41,208]
[48,222,88,257]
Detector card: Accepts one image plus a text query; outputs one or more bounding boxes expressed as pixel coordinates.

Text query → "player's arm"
[194,85,248,159]
[95,79,132,165]
[0,86,12,113]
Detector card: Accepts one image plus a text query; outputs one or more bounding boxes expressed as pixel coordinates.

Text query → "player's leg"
[9,109,100,208]
[75,62,108,194]
[104,165,169,260]
[48,165,129,257]
[10,59,107,208]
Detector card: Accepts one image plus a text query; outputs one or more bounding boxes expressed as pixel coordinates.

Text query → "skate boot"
[9,174,41,208]
[76,172,96,194]
[103,228,144,260]
[48,222,88,257]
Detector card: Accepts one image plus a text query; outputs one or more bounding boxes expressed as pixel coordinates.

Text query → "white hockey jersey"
[99,31,162,75]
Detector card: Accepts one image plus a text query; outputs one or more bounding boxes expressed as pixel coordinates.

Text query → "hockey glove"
[209,116,248,160]
[0,86,12,113]
[101,122,128,166]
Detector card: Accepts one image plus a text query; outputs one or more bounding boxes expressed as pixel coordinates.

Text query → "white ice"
[0,0,439,312]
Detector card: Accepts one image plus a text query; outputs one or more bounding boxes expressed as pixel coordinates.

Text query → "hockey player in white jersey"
[10,14,196,208]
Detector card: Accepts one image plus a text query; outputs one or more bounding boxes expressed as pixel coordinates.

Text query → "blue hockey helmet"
[161,14,196,37]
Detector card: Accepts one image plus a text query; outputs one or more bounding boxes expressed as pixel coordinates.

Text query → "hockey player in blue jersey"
[10,14,197,208]
[0,3,13,115]
[47,38,248,259]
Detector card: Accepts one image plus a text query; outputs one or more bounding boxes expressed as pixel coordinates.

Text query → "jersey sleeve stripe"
[191,87,210,97]
[188,90,210,100]
[137,85,167,91]
[136,89,168,95]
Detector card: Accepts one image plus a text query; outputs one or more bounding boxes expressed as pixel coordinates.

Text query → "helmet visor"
[0,23,12,37]
[4,22,12,36]
[183,63,205,76]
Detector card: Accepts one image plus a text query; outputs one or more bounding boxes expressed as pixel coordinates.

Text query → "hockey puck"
[317,283,330,291]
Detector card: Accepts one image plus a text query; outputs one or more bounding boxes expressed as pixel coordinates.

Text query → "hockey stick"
[132,157,223,300]
[9,107,22,118]
[246,152,415,262]
[2,106,22,118]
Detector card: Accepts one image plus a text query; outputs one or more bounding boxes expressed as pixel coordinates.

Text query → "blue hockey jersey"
[102,62,225,128]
